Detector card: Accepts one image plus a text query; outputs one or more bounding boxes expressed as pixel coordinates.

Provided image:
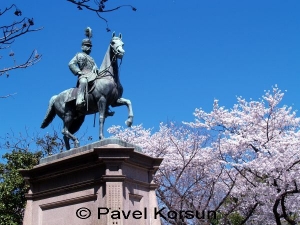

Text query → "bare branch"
[0,50,41,76]
[67,0,136,13]
[0,93,17,98]
[0,4,18,16]
[0,4,42,77]
[66,0,136,31]
[0,18,43,46]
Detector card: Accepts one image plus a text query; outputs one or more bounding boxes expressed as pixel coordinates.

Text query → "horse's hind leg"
[61,112,80,150]
[111,97,133,127]
[62,125,80,149]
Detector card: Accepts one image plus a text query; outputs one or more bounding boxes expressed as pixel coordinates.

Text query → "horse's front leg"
[98,96,106,139]
[63,136,71,150]
[112,97,133,127]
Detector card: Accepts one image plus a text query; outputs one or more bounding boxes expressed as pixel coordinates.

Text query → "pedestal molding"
[40,194,97,210]
[25,178,103,200]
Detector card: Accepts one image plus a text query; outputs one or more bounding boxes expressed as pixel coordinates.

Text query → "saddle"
[65,84,115,117]
[65,75,97,103]
[65,70,112,103]
[65,88,79,103]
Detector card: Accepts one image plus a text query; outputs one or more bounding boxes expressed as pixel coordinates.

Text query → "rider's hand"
[77,71,84,76]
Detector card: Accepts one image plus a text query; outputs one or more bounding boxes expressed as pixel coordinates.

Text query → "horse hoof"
[74,141,80,148]
[99,135,105,140]
[125,120,132,127]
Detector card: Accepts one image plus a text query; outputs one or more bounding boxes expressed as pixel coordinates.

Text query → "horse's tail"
[41,95,57,129]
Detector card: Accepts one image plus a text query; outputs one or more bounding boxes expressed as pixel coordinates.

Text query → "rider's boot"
[76,78,87,110]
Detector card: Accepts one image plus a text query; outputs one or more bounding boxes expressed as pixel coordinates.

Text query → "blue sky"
[1,0,300,150]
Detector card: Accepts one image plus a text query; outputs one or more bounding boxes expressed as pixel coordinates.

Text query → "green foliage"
[0,149,42,225]
[210,211,244,225]
[228,212,244,225]
[210,212,223,225]
[0,130,70,224]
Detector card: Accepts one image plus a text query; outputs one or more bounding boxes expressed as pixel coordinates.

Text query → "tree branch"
[281,194,296,225]
[66,0,136,31]
[0,18,43,46]
[240,202,258,225]
[0,93,17,98]
[0,4,42,76]
[0,4,18,16]
[0,49,41,76]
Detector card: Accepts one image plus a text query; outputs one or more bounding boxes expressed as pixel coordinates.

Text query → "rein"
[96,54,117,79]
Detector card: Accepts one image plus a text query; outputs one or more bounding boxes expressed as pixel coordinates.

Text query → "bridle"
[110,38,124,57]
[96,40,124,79]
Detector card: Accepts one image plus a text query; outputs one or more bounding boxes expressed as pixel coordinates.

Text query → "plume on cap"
[85,27,92,39]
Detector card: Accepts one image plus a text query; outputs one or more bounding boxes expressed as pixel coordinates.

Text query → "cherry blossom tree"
[108,124,235,224]
[186,86,300,225]
[0,4,42,79]
[108,87,300,225]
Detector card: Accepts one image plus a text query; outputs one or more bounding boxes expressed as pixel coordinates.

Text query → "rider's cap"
[82,38,92,46]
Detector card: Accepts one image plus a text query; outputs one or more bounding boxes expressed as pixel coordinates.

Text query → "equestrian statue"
[41,27,133,150]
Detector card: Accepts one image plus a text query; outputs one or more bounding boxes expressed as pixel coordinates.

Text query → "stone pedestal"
[20,139,163,225]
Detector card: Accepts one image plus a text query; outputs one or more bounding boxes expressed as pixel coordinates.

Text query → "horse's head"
[110,32,125,59]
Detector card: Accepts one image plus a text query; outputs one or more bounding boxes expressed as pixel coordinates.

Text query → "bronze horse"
[41,33,133,150]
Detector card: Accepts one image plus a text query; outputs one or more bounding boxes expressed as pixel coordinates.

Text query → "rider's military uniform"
[69,52,98,83]
[68,38,98,108]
